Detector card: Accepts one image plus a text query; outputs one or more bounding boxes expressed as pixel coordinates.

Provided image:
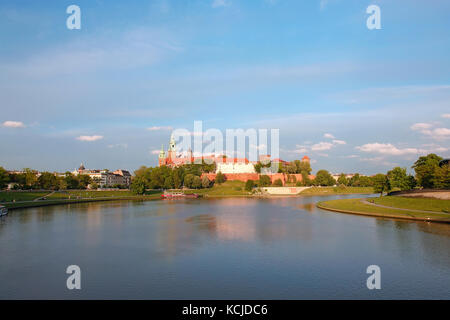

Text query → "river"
[0,194,449,299]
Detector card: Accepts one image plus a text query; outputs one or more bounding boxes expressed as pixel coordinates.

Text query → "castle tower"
[168,134,176,160]
[158,145,166,166]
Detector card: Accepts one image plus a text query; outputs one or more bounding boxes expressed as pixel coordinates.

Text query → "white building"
[216,159,256,174]
[72,164,131,187]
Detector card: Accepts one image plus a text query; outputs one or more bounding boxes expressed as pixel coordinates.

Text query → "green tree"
[130,176,146,194]
[23,168,38,189]
[0,166,9,189]
[337,173,348,186]
[372,174,391,196]
[64,172,79,189]
[215,171,225,184]
[273,178,283,186]
[201,176,211,188]
[387,167,414,191]
[259,175,271,187]
[300,171,312,186]
[294,160,312,174]
[77,174,92,189]
[432,164,450,189]
[38,172,58,190]
[314,170,335,186]
[184,174,195,188]
[245,179,255,191]
[192,176,202,189]
[163,176,174,189]
[412,153,443,188]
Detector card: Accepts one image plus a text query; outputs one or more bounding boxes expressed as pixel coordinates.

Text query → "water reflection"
[1,195,450,299]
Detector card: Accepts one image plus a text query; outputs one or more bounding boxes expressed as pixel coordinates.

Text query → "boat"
[161,191,199,199]
[0,205,8,217]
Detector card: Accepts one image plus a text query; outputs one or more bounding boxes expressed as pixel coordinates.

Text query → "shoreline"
[317,199,450,224]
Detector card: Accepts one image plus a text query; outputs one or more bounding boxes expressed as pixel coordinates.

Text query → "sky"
[0,0,449,174]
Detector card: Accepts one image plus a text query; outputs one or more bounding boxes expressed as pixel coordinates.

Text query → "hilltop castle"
[157,134,313,185]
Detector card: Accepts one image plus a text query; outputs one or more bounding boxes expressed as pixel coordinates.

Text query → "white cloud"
[411,122,450,140]
[147,126,173,131]
[76,135,103,142]
[332,139,346,145]
[324,133,335,139]
[411,122,433,130]
[212,0,230,8]
[150,149,161,155]
[311,142,334,151]
[2,120,25,128]
[441,114,450,118]
[356,143,419,156]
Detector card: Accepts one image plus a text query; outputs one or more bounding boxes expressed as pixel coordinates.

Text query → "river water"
[0,194,449,299]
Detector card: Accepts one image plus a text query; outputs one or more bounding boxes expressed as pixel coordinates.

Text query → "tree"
[387,167,414,191]
[412,153,442,188]
[163,176,174,189]
[38,172,58,190]
[300,171,312,186]
[245,179,255,191]
[259,175,271,187]
[184,174,195,188]
[215,171,225,184]
[372,174,391,196]
[201,176,211,188]
[64,172,79,189]
[77,174,92,189]
[0,166,9,189]
[191,176,202,189]
[432,164,450,189]
[273,178,283,186]
[23,168,38,189]
[314,170,335,186]
[337,173,348,186]
[130,176,146,194]
[294,160,312,174]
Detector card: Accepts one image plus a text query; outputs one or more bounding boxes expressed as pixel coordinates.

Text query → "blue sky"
[0,0,449,174]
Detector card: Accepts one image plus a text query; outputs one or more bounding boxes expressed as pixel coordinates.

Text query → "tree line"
[0,168,95,190]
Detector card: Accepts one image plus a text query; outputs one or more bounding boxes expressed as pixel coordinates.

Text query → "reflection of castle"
[158,134,314,185]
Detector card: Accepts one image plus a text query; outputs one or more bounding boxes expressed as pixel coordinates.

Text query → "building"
[158,135,314,185]
[72,164,131,188]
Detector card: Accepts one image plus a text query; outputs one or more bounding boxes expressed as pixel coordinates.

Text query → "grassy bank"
[184,180,251,197]
[1,190,162,210]
[369,196,450,213]
[317,197,450,223]
[300,186,374,195]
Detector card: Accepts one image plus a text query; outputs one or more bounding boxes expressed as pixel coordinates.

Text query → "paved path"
[361,199,447,214]
[34,191,56,201]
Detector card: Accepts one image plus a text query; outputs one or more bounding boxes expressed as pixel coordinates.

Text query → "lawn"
[0,191,49,202]
[184,180,251,197]
[369,196,450,213]
[300,186,374,195]
[317,198,450,222]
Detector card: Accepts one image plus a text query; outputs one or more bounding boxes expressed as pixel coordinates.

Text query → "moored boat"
[0,205,8,217]
[161,191,199,199]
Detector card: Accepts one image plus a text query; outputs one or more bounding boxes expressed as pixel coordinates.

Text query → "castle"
[158,134,313,185]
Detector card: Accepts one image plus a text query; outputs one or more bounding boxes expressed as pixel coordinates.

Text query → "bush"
[273,178,283,186]
[245,180,255,191]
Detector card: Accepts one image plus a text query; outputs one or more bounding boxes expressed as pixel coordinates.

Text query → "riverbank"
[317,196,450,223]
[1,191,162,210]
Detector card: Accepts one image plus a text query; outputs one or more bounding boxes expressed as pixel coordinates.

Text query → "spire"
[169,133,176,151]
[159,144,166,158]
